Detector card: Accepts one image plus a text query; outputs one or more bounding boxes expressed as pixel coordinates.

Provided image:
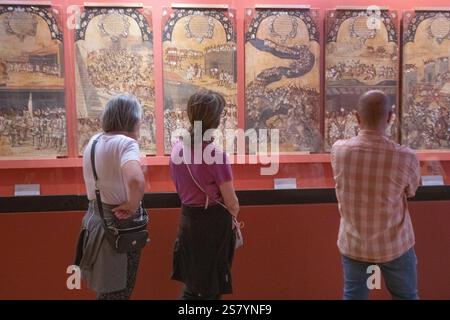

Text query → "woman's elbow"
[129,176,145,193]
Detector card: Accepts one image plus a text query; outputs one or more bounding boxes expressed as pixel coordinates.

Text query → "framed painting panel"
[75,6,155,155]
[0,4,66,158]
[325,9,399,150]
[402,10,450,150]
[245,7,321,153]
[162,7,237,153]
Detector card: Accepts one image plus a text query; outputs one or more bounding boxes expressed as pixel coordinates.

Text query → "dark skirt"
[171,204,235,296]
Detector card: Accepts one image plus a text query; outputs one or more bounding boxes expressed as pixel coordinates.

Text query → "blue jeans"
[342,248,419,300]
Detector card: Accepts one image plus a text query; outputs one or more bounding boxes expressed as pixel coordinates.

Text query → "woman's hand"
[112,202,139,219]
[228,205,239,218]
[114,160,145,220]
[219,181,239,218]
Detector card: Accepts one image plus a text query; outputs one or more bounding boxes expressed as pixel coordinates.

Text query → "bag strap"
[90,134,107,224]
[182,147,244,230]
[182,147,227,210]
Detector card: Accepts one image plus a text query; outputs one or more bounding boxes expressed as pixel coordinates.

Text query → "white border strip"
[171,3,229,9]
[335,6,388,10]
[414,7,450,11]
[84,2,144,8]
[0,1,51,6]
[255,4,311,9]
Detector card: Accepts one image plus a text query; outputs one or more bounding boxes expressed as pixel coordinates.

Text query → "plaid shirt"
[331,130,421,263]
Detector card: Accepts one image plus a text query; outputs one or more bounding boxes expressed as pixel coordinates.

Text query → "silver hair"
[101,94,142,133]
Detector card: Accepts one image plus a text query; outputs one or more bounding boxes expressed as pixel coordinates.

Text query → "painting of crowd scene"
[402,11,450,150]
[325,10,399,150]
[162,8,237,153]
[0,5,66,158]
[75,7,155,154]
[245,9,321,153]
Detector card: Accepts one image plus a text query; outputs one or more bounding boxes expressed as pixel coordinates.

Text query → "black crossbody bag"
[91,136,149,253]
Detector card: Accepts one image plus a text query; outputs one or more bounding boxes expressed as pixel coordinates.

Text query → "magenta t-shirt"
[169,140,233,206]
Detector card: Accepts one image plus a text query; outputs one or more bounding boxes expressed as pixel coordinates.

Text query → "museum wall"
[0,0,449,299]
[0,201,449,299]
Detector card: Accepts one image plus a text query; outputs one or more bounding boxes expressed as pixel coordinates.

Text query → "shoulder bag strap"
[182,147,244,231]
[90,134,107,224]
[182,147,227,210]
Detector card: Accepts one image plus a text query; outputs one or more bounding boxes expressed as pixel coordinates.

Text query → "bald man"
[331,90,421,300]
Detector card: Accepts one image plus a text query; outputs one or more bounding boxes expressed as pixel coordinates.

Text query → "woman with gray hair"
[75,94,147,299]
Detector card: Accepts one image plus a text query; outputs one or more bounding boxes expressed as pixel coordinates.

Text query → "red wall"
[0,201,449,300]
[0,0,449,299]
